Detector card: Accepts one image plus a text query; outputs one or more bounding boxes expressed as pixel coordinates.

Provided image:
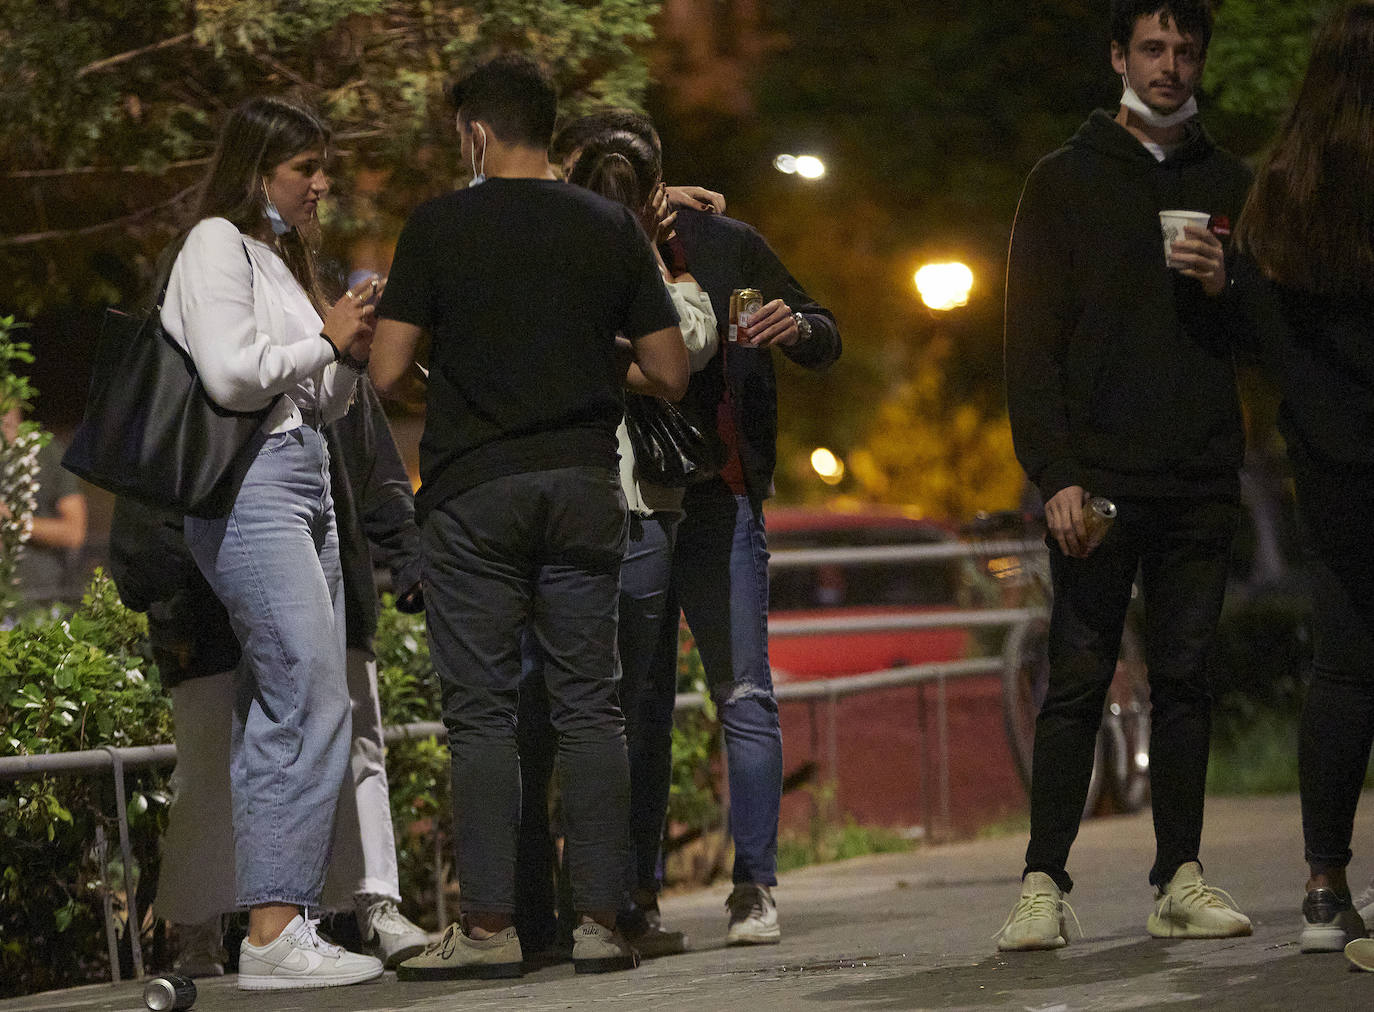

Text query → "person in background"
[1231,0,1374,965]
[156,94,380,990]
[111,377,430,978]
[369,54,687,980]
[514,125,719,961]
[998,0,1253,951]
[2,407,87,612]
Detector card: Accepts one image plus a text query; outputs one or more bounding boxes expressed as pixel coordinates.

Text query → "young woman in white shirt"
[159,96,382,990]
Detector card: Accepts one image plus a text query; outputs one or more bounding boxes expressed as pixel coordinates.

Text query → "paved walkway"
[7,794,1374,1011]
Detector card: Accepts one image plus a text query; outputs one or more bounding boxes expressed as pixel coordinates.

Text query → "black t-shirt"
[379,177,678,520]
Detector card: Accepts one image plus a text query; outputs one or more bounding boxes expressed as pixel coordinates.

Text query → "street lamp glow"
[914,262,974,311]
[774,153,826,179]
[810,447,845,485]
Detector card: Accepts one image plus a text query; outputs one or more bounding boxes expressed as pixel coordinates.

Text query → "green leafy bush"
[1,572,170,998]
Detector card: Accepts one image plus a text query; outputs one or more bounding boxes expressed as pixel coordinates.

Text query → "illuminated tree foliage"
[0,0,660,314]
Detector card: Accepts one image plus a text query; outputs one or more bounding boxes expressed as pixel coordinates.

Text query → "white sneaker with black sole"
[726,883,781,945]
[237,914,383,991]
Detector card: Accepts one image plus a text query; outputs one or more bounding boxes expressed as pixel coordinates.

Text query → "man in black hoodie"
[998,0,1253,950]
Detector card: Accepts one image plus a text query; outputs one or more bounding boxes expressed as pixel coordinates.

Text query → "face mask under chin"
[1119,73,1198,129]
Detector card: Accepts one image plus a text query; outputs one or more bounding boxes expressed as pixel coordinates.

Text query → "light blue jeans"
[184,426,350,909]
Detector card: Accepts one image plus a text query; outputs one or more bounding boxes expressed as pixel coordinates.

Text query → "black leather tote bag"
[622,392,722,487]
[63,247,279,518]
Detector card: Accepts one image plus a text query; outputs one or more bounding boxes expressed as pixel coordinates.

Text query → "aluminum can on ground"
[144,974,197,1011]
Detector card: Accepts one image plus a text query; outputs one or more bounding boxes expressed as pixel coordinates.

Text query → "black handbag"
[622,392,721,487]
[62,245,280,518]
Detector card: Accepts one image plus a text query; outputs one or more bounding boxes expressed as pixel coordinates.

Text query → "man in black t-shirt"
[370,54,687,979]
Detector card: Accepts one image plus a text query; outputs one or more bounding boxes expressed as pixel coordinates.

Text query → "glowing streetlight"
[810,447,845,485]
[914,262,974,311]
[773,153,826,180]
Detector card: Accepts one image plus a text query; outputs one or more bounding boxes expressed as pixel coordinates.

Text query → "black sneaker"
[1301,887,1366,952]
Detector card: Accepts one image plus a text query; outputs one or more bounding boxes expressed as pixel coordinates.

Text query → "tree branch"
[76,33,196,79]
[0,186,196,248]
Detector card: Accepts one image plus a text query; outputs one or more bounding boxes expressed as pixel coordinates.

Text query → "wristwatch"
[792,311,813,342]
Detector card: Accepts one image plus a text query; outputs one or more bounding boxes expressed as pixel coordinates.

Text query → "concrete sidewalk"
[7,793,1374,1011]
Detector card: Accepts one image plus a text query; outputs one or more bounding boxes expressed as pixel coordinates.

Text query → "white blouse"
[161,217,357,434]
[619,278,721,515]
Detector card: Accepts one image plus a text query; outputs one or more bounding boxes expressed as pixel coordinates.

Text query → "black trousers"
[423,466,631,916]
[1294,454,1374,877]
[1024,494,1238,893]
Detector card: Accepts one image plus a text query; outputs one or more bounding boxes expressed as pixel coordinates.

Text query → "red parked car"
[763,507,1025,834]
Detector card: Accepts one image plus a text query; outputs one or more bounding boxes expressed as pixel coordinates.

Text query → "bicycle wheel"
[1001,616,1106,820]
[1100,615,1151,813]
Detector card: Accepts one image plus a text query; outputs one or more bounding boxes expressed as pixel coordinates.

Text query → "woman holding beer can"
[158,96,382,990]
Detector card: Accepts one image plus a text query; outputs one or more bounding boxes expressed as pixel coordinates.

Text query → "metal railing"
[0,536,1046,984]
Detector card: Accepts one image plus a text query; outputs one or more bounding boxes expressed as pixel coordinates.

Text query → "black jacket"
[671,208,840,506]
[1004,111,1253,503]
[1233,255,1374,468]
[109,378,421,686]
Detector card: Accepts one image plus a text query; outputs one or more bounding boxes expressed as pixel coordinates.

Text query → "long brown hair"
[167,97,332,307]
[566,130,661,226]
[1234,3,1374,298]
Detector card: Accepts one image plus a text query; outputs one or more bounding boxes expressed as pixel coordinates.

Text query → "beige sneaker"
[995,872,1075,951]
[570,922,639,974]
[395,922,523,981]
[1147,862,1252,938]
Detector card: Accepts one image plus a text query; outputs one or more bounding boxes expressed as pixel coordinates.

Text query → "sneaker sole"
[1301,911,1365,953]
[572,952,640,974]
[238,964,384,990]
[381,942,429,969]
[726,930,781,946]
[996,935,1067,952]
[1146,915,1252,939]
[396,960,523,982]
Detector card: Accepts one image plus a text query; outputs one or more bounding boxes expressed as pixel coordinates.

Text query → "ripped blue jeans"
[672,482,781,886]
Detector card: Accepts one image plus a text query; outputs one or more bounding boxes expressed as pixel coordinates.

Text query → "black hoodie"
[1005,110,1253,503]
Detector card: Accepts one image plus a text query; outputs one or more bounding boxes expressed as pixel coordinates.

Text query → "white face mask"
[261,180,292,236]
[1120,70,1198,129]
[467,122,487,187]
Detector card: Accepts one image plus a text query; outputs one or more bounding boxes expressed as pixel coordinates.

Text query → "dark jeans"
[1294,455,1374,876]
[514,510,681,942]
[424,466,630,916]
[673,481,782,886]
[1024,494,1238,893]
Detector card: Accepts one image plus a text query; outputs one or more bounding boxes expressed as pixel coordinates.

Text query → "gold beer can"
[1082,495,1117,552]
[730,288,763,344]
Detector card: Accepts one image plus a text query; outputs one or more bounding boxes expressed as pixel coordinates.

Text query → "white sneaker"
[1147,862,1252,939]
[171,915,227,978]
[355,894,429,968]
[1354,878,1374,926]
[237,914,383,991]
[996,872,1077,951]
[726,883,781,945]
[570,921,639,974]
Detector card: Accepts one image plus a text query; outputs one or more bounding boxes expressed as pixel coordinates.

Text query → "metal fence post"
[101,746,144,979]
[935,674,952,841]
[94,823,121,983]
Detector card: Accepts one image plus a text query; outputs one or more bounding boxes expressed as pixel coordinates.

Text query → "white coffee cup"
[1158,210,1212,266]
